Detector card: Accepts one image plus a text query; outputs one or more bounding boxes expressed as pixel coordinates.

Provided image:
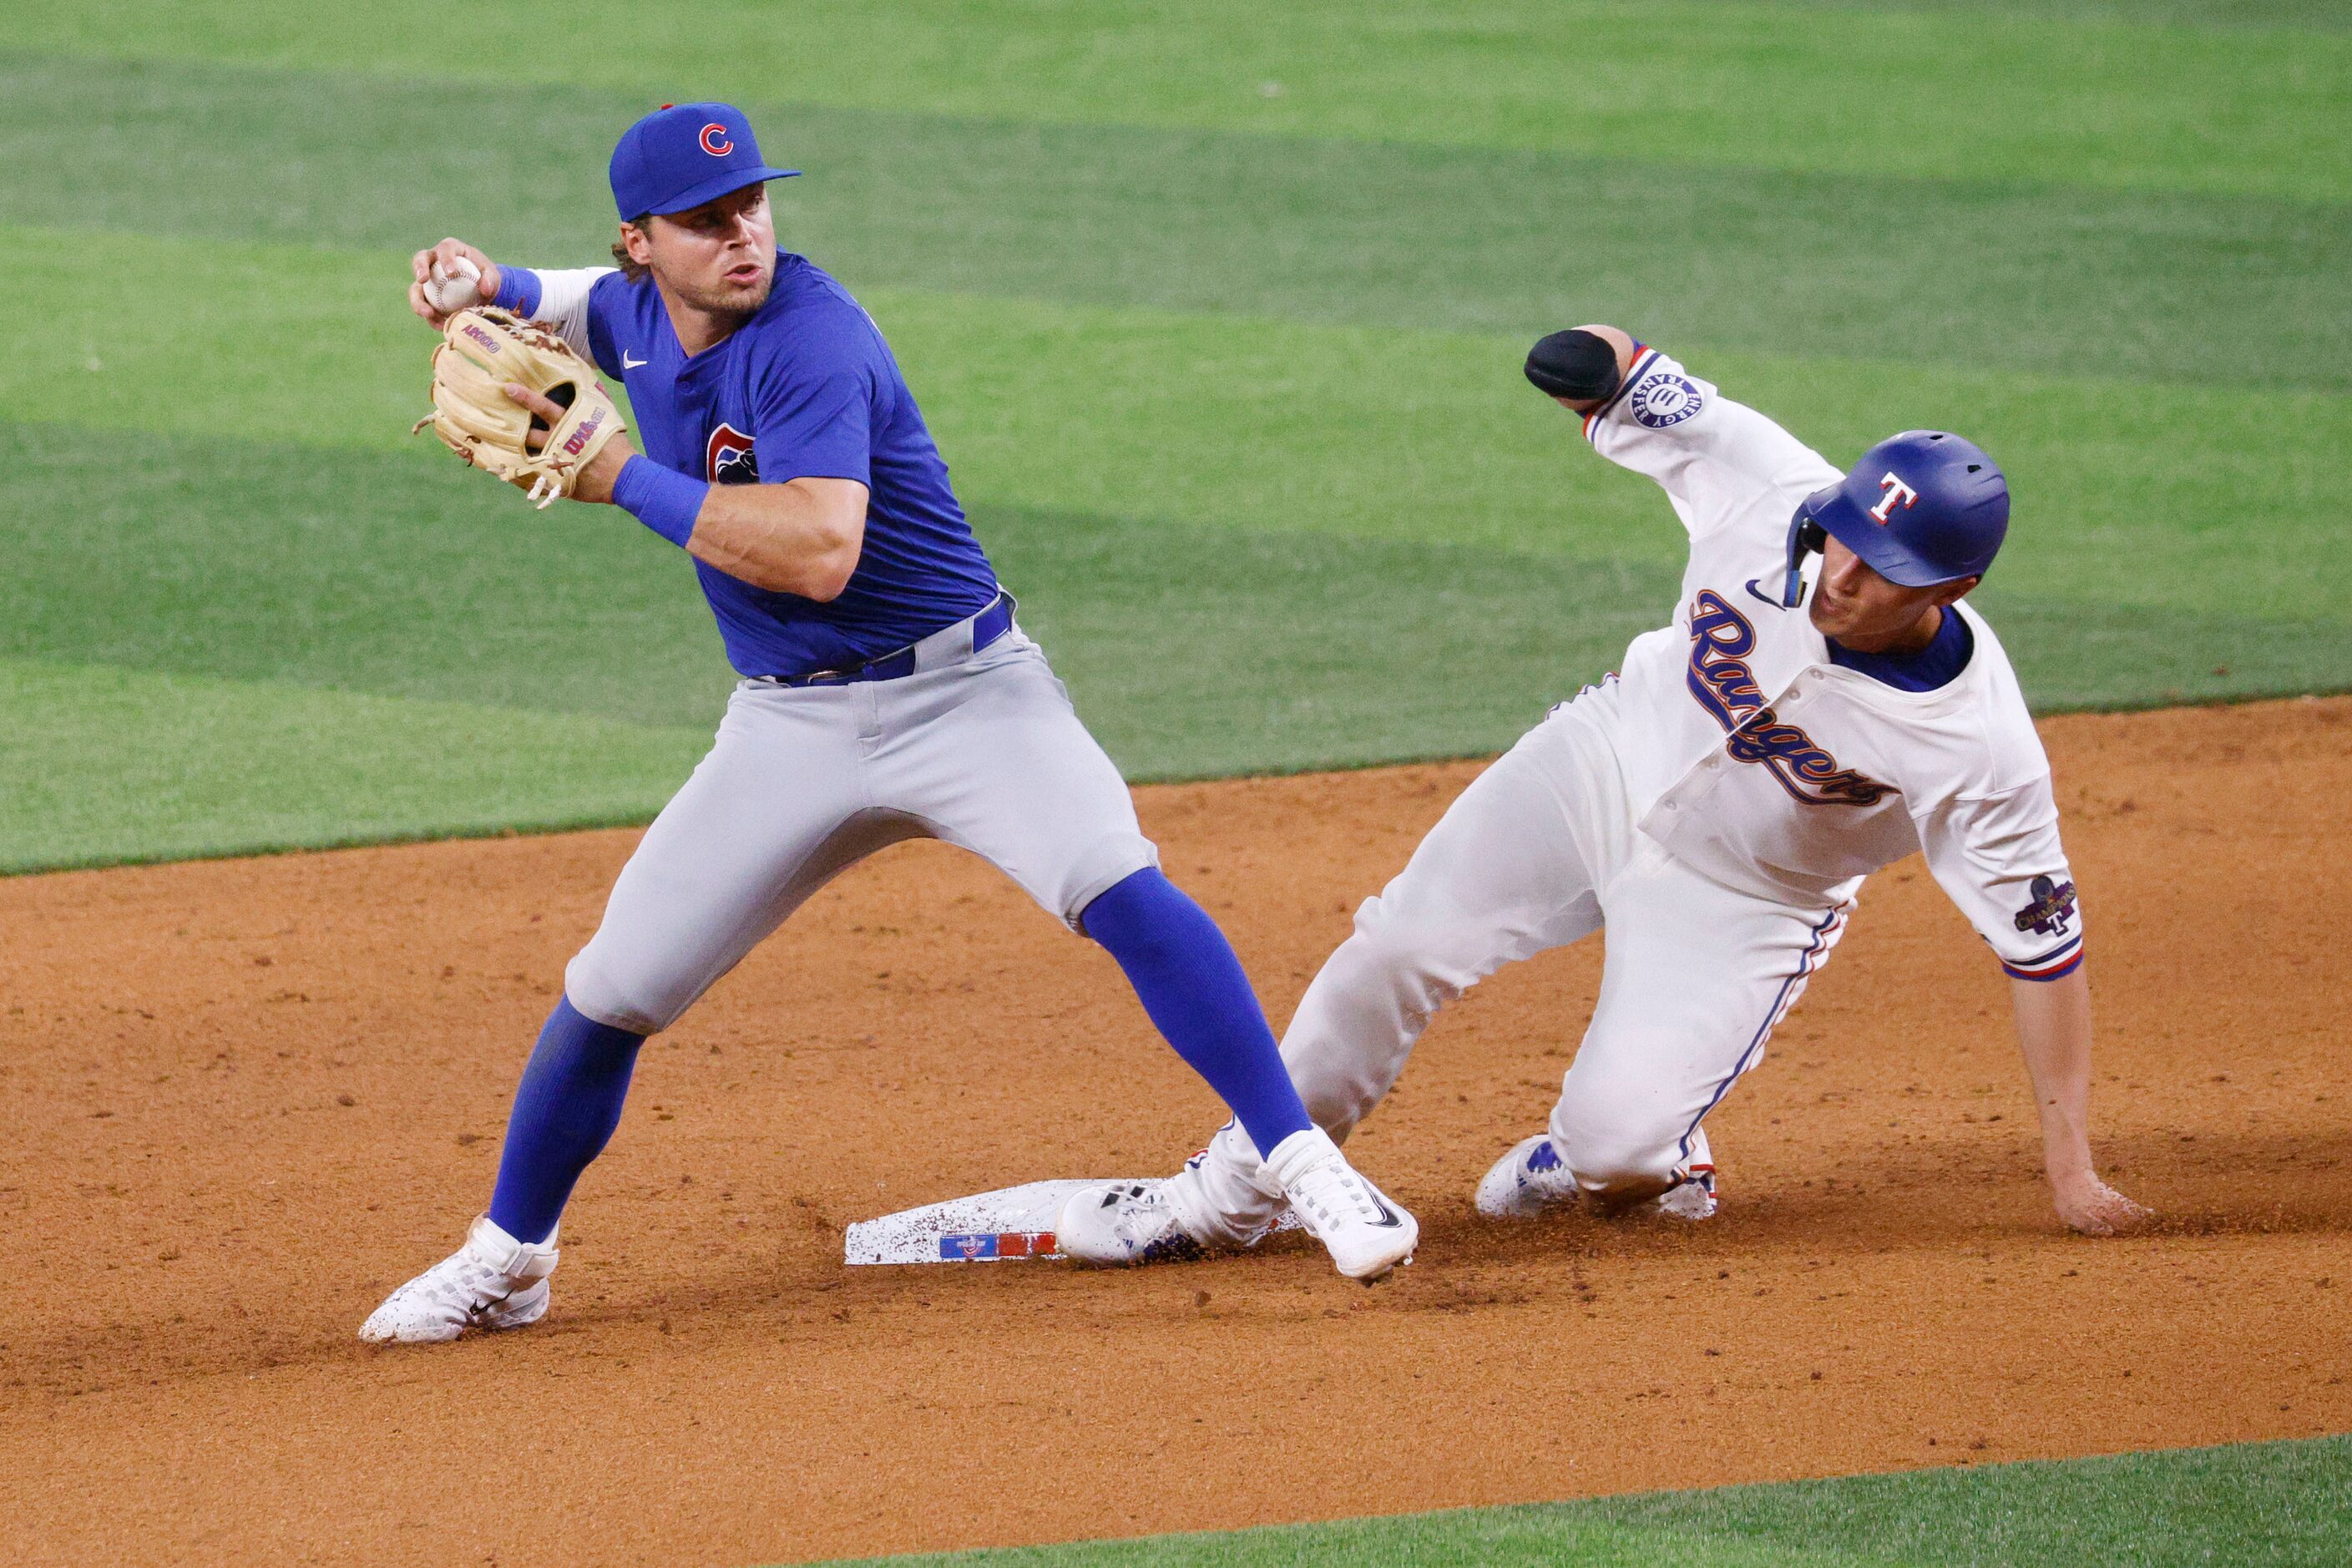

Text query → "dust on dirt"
[2,698,2347,1566]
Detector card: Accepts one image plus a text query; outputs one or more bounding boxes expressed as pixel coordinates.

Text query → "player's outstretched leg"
[1065,713,1617,1271]
[1059,868,1417,1281]
[361,998,645,1343]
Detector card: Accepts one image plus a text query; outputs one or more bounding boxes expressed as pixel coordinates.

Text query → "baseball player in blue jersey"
[362,104,1415,1343]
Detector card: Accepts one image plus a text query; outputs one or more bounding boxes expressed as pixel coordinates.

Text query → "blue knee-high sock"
[1080,867,1313,1158]
[487,997,645,1245]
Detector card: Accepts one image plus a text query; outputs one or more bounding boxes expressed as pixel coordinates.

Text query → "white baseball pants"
[564,625,1158,1035]
[1183,679,1851,1239]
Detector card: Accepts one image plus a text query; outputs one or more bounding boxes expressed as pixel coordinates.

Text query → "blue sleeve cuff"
[612,455,708,548]
[491,266,542,317]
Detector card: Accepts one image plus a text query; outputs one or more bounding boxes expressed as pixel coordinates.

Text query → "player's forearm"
[604,458,862,598]
[680,478,867,600]
[2009,967,2098,1179]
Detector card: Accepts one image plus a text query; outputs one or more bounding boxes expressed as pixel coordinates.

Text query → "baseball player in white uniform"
[1056,325,2149,1267]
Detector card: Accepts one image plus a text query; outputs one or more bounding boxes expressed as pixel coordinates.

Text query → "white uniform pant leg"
[867,632,1158,926]
[1550,842,1852,1205]
[564,683,913,1034]
[1185,711,1615,1240]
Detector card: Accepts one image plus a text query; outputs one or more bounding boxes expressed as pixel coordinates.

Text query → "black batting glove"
[1524,329,1621,402]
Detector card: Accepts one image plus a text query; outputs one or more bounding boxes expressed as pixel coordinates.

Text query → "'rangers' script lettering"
[1685,590,1891,807]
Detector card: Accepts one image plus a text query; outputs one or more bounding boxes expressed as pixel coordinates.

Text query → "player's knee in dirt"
[1549,1104,1683,1211]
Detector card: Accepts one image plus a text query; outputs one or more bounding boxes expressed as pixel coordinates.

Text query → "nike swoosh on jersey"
[622,352,648,369]
[1743,578,1783,608]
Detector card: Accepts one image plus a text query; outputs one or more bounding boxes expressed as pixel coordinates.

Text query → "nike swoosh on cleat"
[1367,1195,1404,1228]
[468,1285,516,1318]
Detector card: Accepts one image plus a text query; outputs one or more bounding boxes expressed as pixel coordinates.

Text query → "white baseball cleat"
[1265,1127,1418,1282]
[1474,1130,1717,1222]
[1056,1180,1214,1267]
[1474,1133,1581,1219]
[1657,1146,1719,1221]
[359,1215,559,1345]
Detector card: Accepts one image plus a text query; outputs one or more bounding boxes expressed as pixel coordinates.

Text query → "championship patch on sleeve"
[1629,369,1704,429]
[2011,874,2078,939]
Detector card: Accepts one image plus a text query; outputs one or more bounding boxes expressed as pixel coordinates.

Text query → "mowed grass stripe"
[0,416,1675,787]
[0,420,738,732]
[4,412,2341,879]
[14,1,2346,200]
[0,660,709,874]
[9,55,2344,390]
[812,1436,2352,1566]
[8,226,2348,627]
[1762,0,2349,27]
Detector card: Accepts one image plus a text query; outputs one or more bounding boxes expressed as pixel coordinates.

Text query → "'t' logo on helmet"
[1869,473,1920,524]
[700,122,733,157]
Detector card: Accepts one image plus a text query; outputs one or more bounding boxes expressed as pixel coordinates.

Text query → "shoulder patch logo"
[2013,875,2077,938]
[1631,372,1703,430]
[706,423,758,484]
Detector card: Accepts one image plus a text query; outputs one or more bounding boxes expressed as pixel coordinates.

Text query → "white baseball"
[426,255,483,314]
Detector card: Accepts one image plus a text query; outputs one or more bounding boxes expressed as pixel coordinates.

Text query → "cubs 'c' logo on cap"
[700,122,733,157]
[706,423,758,484]
[1870,472,1920,523]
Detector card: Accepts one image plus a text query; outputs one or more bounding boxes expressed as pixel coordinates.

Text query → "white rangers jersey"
[1583,346,2083,980]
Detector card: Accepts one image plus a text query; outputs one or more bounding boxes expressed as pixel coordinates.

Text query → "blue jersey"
[580,255,999,677]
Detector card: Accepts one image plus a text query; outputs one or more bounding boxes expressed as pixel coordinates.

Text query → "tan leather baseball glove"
[411,307,626,508]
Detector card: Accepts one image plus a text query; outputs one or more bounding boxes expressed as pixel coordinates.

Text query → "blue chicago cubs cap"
[609,102,798,220]
[1782,430,2008,605]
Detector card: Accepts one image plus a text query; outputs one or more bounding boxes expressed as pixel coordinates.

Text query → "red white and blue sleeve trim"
[1581,343,1657,442]
[2001,934,2084,982]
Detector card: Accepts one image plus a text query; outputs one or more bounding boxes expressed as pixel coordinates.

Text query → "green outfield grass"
[13,53,2348,388]
[3,0,2347,875]
[16,1,2348,198]
[0,660,708,872]
[21,222,2348,603]
[813,1437,2352,1566]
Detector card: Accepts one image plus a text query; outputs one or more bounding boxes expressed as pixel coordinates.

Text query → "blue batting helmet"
[1779,431,2009,607]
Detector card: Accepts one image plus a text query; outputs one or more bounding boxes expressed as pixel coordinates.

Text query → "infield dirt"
[3,697,2348,1566]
